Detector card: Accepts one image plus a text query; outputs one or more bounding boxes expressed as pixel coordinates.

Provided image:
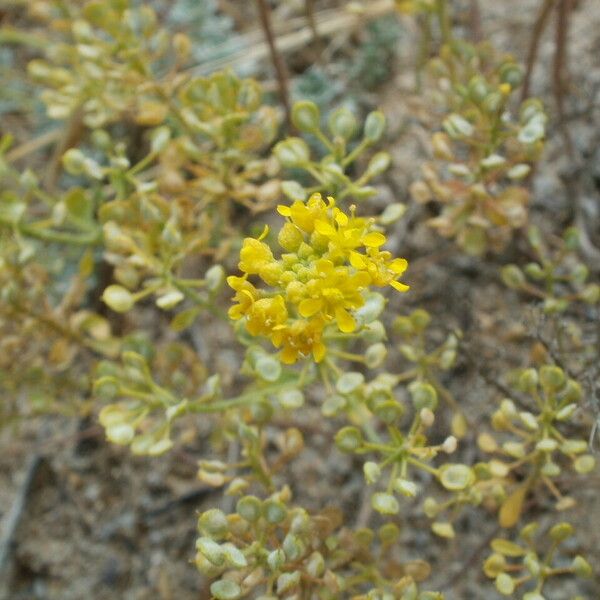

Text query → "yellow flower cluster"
[228,193,409,364]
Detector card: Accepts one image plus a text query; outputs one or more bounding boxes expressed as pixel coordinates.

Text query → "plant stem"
[255,0,292,129]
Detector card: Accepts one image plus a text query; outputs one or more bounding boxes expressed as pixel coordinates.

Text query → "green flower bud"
[198,509,229,539]
[572,555,593,578]
[541,460,560,477]
[210,580,242,600]
[222,542,248,568]
[292,100,320,133]
[282,533,304,561]
[93,376,119,400]
[321,394,347,417]
[205,264,225,292]
[364,111,386,143]
[281,180,308,202]
[196,537,226,566]
[549,522,573,542]
[499,63,524,87]
[410,309,431,330]
[306,551,325,578]
[366,151,391,177]
[536,438,558,452]
[491,539,526,557]
[408,381,438,411]
[365,343,387,368]
[393,316,414,336]
[562,226,580,250]
[581,284,600,304]
[278,389,304,409]
[524,262,544,279]
[539,365,565,392]
[236,496,262,522]
[519,368,539,391]
[336,372,364,395]
[438,464,475,491]
[501,265,525,289]
[255,355,282,382]
[150,126,171,153]
[263,499,287,524]
[102,285,135,313]
[495,573,515,595]
[561,379,583,403]
[518,411,539,431]
[560,439,587,454]
[503,441,526,458]
[431,521,455,538]
[274,137,310,167]
[276,571,301,594]
[423,497,439,518]
[378,523,400,546]
[371,492,399,515]
[267,548,286,571]
[335,427,363,453]
[394,478,418,497]
[573,454,596,474]
[380,202,406,225]
[507,163,531,180]
[523,552,541,577]
[443,114,474,138]
[328,107,358,140]
[62,148,87,175]
[363,461,381,484]
[156,290,184,310]
[543,296,569,313]
[468,75,489,103]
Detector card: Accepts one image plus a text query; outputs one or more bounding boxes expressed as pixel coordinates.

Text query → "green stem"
[4,220,101,246]
[435,0,452,46]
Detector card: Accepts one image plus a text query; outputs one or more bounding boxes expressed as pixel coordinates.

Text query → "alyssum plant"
[1,1,597,598]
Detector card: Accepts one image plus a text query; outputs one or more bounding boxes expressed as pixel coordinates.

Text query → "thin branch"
[0,455,42,573]
[468,0,482,42]
[554,0,575,156]
[255,0,292,128]
[521,0,555,101]
[305,0,323,61]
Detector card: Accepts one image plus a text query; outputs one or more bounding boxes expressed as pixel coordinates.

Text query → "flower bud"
[363,461,381,484]
[364,111,386,143]
[292,100,320,132]
[371,492,399,515]
[328,107,358,140]
[102,285,135,313]
[210,580,242,600]
[335,427,363,453]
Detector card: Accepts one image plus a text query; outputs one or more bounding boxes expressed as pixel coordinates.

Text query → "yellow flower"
[227,275,258,320]
[277,192,332,234]
[246,295,288,337]
[350,249,410,292]
[239,234,282,285]
[272,318,326,364]
[228,193,410,363]
[298,260,370,333]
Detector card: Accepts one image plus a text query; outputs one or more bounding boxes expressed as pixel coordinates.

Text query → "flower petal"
[390,280,410,292]
[336,307,356,333]
[299,298,323,317]
[361,232,386,248]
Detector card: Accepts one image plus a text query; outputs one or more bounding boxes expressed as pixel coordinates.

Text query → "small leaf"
[490,538,526,557]
[499,485,527,528]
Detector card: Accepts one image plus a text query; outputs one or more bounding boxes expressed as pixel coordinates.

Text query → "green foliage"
[484,522,593,598]
[411,40,546,255]
[274,100,392,202]
[502,226,600,312]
